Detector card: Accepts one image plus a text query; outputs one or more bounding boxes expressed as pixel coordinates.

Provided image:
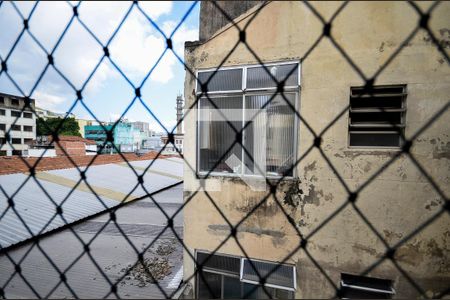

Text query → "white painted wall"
[25,148,56,157]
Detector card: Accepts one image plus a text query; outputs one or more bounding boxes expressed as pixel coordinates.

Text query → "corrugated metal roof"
[0,159,182,249]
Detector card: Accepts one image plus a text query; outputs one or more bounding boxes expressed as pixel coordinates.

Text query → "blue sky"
[0,1,199,133]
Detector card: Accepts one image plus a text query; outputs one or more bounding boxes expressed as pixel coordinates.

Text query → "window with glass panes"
[196,251,295,299]
[197,62,299,177]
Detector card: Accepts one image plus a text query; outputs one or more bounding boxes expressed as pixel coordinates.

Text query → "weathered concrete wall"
[183,1,450,298]
[199,1,263,41]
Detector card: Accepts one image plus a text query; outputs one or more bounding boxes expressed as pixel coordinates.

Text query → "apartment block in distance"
[182,2,450,299]
[84,121,145,153]
[0,92,36,156]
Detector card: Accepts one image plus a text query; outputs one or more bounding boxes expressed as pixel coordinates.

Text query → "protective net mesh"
[0,1,449,299]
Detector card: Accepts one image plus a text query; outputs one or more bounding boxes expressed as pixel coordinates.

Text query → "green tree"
[36,117,81,137]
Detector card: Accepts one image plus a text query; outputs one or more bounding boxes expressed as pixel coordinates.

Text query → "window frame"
[11,138,22,144]
[23,112,33,119]
[11,124,21,131]
[12,150,22,156]
[11,110,21,118]
[347,84,407,150]
[339,273,395,298]
[11,98,20,106]
[195,250,295,299]
[240,257,297,292]
[195,61,301,179]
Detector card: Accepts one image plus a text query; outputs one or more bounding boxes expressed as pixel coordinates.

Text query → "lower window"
[340,273,395,299]
[12,150,22,156]
[198,272,292,299]
[196,251,295,299]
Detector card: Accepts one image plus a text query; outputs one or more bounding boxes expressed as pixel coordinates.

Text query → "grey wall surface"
[199,1,263,41]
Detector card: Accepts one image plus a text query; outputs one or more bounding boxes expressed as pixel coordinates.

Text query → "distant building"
[0,93,36,156]
[76,119,94,138]
[131,121,151,137]
[35,106,75,120]
[142,136,163,151]
[84,121,144,153]
[51,136,97,156]
[26,135,97,157]
[161,134,184,154]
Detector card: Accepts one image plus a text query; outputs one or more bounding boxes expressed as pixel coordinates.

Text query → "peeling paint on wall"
[432,141,450,160]
[183,1,450,298]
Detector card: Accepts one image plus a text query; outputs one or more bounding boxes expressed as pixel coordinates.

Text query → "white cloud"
[20,1,194,86]
[109,13,166,81]
[138,1,172,20]
[4,1,179,84]
[33,91,66,110]
[108,113,136,123]
[106,7,197,84]
[109,113,121,121]
[162,20,198,53]
[147,21,198,83]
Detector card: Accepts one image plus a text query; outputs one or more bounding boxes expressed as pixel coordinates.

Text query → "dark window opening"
[351,85,405,96]
[11,124,21,131]
[349,85,406,147]
[0,124,5,131]
[197,252,240,275]
[23,112,33,118]
[0,109,5,116]
[11,138,22,144]
[11,110,21,117]
[11,98,20,106]
[340,273,395,299]
[349,133,401,147]
[24,126,33,132]
[350,111,402,125]
[12,150,22,156]
[350,97,403,110]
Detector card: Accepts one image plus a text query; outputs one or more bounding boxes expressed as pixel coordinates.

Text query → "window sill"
[347,146,402,151]
[340,147,403,159]
[196,172,297,182]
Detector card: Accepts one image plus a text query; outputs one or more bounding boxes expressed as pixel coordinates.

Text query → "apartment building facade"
[35,106,75,119]
[76,119,94,138]
[182,1,450,299]
[84,122,145,153]
[0,93,36,156]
